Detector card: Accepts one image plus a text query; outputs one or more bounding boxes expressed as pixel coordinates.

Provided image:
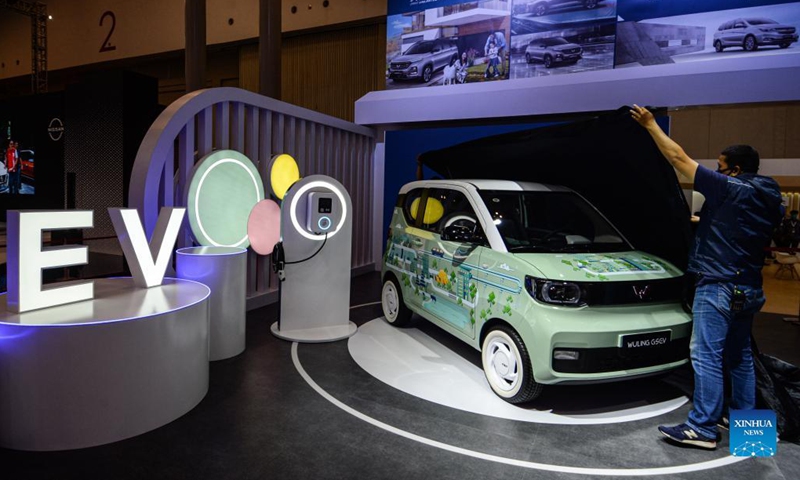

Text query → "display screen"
[1,120,36,195]
[318,197,332,213]
[385,0,800,89]
[0,92,66,219]
[0,94,64,197]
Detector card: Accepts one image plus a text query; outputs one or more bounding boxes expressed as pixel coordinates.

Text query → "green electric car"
[381,180,692,404]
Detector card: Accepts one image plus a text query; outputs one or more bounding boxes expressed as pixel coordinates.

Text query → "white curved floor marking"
[292,343,747,476]
[348,319,687,425]
[349,301,382,310]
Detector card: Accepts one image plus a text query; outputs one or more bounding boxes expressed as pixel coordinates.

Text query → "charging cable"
[271,231,329,282]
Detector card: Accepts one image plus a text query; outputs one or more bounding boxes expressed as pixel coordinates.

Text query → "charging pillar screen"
[307,192,336,234]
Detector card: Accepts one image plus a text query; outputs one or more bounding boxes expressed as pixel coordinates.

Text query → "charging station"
[270,175,357,342]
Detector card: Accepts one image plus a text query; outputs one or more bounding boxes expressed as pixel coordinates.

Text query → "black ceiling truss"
[1,0,48,94]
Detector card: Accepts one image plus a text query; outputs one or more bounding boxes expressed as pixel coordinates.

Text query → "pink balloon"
[247,199,281,255]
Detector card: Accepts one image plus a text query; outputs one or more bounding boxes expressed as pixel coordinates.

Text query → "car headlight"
[760,27,776,32]
[410,66,418,74]
[525,276,585,306]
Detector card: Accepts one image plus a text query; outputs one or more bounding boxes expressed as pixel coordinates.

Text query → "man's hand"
[630,104,656,129]
[629,103,698,182]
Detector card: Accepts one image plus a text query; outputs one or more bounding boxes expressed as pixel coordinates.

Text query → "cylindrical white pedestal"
[176,246,247,361]
[0,277,210,451]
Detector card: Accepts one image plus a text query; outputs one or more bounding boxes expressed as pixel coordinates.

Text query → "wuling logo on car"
[632,285,650,300]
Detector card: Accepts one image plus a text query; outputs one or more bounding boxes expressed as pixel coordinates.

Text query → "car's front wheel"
[584,0,598,9]
[382,276,413,327]
[779,42,791,49]
[533,3,547,16]
[525,53,532,63]
[744,35,758,51]
[543,55,553,68]
[421,65,433,83]
[481,326,542,403]
[714,40,724,52]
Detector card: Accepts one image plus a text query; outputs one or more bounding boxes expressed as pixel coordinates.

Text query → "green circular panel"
[186,150,265,247]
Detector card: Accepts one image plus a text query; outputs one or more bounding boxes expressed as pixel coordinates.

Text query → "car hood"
[757,23,795,30]
[513,251,684,282]
[553,44,581,51]
[392,53,429,63]
[418,107,694,270]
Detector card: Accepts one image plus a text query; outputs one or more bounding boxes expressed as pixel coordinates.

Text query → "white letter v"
[109,207,186,288]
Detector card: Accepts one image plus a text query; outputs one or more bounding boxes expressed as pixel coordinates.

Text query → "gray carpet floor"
[2,272,798,479]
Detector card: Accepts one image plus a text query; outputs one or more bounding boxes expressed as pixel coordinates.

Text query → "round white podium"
[176,246,247,361]
[0,277,210,451]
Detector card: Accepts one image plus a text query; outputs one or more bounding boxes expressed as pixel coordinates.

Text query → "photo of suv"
[525,37,583,68]
[388,39,459,83]
[713,18,798,52]
[381,179,691,404]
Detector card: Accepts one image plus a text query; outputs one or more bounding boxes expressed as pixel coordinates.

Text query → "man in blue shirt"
[631,105,783,450]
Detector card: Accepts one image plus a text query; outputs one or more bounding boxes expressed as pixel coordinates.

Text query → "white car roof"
[398,179,570,194]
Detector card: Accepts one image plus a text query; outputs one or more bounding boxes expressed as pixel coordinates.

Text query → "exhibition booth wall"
[128,87,378,310]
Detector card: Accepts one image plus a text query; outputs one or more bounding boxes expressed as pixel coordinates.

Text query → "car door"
[534,42,546,62]
[418,187,486,340]
[433,41,447,70]
[730,20,747,45]
[390,187,432,312]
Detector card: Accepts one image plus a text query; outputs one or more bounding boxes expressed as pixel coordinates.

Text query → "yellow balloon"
[410,197,444,225]
[270,154,301,200]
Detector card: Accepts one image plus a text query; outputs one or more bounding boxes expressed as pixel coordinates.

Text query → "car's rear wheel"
[382,276,413,327]
[543,55,553,68]
[584,0,598,9]
[421,65,433,83]
[744,35,758,51]
[481,326,542,403]
[533,3,547,16]
[714,40,724,52]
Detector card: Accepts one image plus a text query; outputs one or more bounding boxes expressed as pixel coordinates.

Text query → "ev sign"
[6,207,185,313]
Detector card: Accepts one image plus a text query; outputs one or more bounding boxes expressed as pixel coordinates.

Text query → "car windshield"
[479,190,632,253]
[746,18,777,25]
[541,37,569,46]
[405,41,434,54]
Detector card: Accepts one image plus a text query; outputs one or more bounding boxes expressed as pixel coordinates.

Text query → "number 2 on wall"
[99,11,117,53]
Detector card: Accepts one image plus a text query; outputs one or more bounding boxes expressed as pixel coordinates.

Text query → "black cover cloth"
[418,107,693,270]
[753,340,800,442]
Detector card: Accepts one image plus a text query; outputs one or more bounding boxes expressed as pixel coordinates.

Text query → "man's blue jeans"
[686,282,764,438]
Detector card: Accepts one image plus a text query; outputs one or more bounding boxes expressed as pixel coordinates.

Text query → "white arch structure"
[129,87,376,308]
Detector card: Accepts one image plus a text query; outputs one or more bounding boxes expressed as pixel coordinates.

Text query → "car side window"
[403,188,425,226]
[424,188,485,243]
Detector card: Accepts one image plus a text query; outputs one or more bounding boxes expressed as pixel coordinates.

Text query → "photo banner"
[385,0,800,89]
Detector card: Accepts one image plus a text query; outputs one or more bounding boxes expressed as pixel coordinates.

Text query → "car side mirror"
[442,224,482,243]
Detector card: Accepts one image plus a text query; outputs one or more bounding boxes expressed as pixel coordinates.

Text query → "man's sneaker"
[658,423,717,449]
[717,416,729,431]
